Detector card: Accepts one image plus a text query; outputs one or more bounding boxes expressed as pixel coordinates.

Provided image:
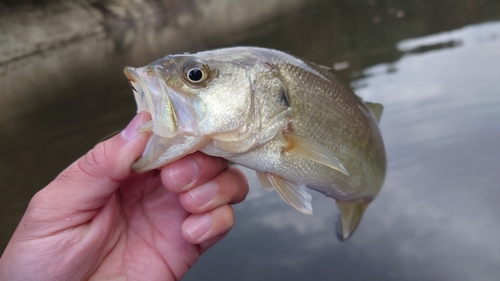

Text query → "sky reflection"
[185,21,500,281]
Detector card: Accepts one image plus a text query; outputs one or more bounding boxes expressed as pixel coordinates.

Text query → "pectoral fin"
[335,199,370,240]
[284,133,349,176]
[259,172,313,215]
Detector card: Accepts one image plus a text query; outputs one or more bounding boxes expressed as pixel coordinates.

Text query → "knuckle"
[215,157,230,172]
[197,153,228,175]
[24,190,55,225]
[78,141,114,178]
[28,190,45,210]
[227,167,249,202]
[222,205,235,229]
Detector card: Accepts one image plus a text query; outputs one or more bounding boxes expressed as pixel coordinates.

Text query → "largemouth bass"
[124,47,386,239]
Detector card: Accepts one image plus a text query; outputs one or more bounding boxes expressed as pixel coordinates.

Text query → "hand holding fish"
[0,112,249,281]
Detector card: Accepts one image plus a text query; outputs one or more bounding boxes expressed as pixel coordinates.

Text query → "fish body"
[124,47,386,239]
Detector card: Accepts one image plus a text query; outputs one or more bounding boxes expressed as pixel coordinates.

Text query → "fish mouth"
[124,67,154,122]
[124,66,208,173]
[125,66,177,138]
[124,66,201,138]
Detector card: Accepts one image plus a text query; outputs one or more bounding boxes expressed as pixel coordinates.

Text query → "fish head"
[124,53,253,140]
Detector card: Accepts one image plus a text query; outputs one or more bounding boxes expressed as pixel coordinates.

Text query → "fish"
[124,47,386,240]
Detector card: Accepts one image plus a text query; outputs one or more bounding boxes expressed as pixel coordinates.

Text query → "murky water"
[1,0,500,280]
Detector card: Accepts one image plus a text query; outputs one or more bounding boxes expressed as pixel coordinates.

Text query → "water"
[1,0,500,280]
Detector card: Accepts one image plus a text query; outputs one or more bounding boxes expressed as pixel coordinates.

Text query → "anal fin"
[284,133,349,176]
[335,199,370,240]
[256,171,274,192]
[261,172,313,215]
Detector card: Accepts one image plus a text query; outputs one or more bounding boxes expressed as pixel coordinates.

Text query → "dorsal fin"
[363,102,384,123]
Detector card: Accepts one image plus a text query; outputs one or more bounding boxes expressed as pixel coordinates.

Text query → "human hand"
[0,112,249,281]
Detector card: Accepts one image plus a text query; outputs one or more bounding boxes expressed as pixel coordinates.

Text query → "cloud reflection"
[354,20,500,280]
[186,21,500,281]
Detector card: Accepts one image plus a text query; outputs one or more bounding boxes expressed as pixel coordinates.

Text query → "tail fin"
[335,199,371,240]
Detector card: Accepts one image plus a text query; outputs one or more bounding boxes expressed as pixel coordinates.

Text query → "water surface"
[1,1,500,280]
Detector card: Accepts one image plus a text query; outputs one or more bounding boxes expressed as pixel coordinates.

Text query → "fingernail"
[168,157,198,190]
[185,214,212,241]
[188,182,218,207]
[122,112,149,140]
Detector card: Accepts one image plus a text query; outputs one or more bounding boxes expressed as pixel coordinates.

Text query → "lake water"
[1,0,500,280]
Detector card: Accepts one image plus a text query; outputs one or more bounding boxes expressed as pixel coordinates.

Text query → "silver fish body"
[124,47,386,239]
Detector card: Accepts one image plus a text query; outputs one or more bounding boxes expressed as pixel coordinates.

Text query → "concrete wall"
[0,0,307,121]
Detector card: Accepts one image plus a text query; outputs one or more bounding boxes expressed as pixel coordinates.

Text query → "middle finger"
[178,166,248,214]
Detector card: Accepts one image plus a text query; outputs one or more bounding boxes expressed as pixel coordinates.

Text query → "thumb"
[31,112,151,217]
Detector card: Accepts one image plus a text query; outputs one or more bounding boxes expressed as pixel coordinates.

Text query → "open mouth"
[125,66,210,173]
[125,66,186,138]
[125,66,203,140]
[124,67,155,133]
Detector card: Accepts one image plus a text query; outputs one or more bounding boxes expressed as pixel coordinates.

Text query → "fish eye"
[188,68,203,81]
[184,59,209,85]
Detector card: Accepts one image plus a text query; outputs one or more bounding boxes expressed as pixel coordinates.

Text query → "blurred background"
[1,0,500,280]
